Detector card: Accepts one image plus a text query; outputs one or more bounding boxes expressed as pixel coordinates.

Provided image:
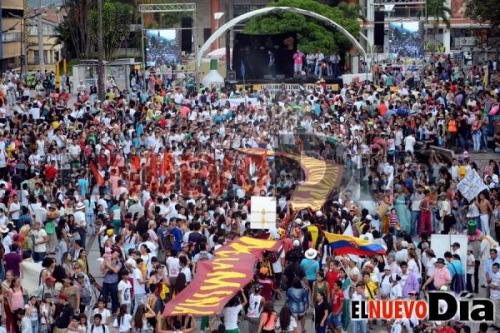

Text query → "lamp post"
[97,0,105,101]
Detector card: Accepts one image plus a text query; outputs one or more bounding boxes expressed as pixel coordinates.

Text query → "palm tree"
[425,0,451,51]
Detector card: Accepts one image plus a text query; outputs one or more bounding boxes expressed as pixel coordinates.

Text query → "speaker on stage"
[227,71,237,82]
[181,17,193,53]
[374,11,385,47]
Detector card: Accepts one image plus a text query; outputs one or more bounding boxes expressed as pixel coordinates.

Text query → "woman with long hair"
[112,304,133,333]
[312,270,329,304]
[26,295,41,333]
[257,301,277,333]
[77,249,89,275]
[132,304,156,333]
[276,304,298,333]
[2,270,15,333]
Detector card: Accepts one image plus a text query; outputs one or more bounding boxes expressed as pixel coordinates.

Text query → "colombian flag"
[324,231,386,256]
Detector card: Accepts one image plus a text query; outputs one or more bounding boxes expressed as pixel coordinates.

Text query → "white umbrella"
[206,47,232,61]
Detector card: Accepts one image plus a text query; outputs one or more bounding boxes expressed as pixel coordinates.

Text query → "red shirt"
[257,277,274,302]
[331,289,344,314]
[45,165,58,181]
[326,270,339,292]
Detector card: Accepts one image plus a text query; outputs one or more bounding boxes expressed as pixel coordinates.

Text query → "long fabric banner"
[238,149,342,212]
[163,237,280,317]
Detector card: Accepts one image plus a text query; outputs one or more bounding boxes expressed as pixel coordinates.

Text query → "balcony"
[1,0,24,10]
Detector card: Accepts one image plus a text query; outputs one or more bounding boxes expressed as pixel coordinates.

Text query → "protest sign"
[250,196,277,229]
[457,169,488,201]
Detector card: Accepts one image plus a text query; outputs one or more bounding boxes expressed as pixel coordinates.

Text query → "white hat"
[401,241,408,248]
[316,211,323,217]
[294,218,303,225]
[366,214,372,221]
[0,225,8,233]
[75,202,85,210]
[304,248,318,260]
[293,239,301,247]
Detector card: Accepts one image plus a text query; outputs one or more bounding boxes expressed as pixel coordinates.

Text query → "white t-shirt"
[9,202,20,220]
[246,294,263,318]
[113,313,132,332]
[404,135,416,153]
[132,268,146,295]
[33,229,48,253]
[93,308,112,325]
[118,280,132,305]
[181,266,192,283]
[74,211,86,228]
[166,257,180,278]
[222,304,242,330]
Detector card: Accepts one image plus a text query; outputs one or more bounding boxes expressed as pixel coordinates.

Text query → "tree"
[466,0,500,32]
[424,0,451,51]
[243,0,361,54]
[57,0,133,60]
[88,1,134,60]
[56,0,91,59]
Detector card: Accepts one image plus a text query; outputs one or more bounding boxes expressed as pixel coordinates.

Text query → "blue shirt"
[171,227,183,252]
[78,178,88,197]
[300,258,319,281]
[447,260,464,277]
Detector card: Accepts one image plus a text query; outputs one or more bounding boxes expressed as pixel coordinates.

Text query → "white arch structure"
[196,6,369,71]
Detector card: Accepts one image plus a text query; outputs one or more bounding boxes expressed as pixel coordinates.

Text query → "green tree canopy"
[58,0,133,60]
[88,1,134,60]
[243,0,361,54]
[466,0,500,32]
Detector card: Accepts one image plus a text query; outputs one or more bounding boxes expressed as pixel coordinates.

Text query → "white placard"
[457,170,488,202]
[430,234,468,273]
[250,196,277,230]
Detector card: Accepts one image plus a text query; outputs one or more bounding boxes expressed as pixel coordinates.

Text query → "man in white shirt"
[32,221,48,262]
[404,133,416,154]
[74,202,87,248]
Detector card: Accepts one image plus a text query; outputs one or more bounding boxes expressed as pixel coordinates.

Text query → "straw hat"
[305,248,318,260]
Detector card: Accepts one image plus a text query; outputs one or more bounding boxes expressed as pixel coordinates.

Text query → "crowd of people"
[0,51,497,333]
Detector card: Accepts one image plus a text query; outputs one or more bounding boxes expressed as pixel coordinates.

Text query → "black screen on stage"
[232,32,297,81]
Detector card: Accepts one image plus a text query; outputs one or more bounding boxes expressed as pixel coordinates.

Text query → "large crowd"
[0,52,498,333]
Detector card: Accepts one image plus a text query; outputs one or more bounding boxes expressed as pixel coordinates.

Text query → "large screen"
[388,21,423,58]
[232,32,297,81]
[145,29,180,67]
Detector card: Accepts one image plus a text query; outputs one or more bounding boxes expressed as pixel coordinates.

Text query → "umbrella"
[206,48,232,61]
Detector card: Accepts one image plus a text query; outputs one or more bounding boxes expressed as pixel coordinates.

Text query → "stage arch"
[196,6,368,71]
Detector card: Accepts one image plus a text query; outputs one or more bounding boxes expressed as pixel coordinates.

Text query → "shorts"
[329,313,342,327]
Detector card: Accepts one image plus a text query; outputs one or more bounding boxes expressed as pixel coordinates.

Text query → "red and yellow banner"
[163,237,280,316]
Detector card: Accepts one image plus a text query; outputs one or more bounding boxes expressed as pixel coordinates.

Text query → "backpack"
[90,324,107,333]
[449,264,465,294]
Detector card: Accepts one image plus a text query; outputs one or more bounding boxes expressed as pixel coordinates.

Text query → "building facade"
[26,8,63,72]
[1,0,25,72]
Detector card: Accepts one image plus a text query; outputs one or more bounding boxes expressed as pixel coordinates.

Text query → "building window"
[204,28,211,42]
[34,50,40,64]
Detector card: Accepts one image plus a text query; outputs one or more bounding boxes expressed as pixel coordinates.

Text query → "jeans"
[467,273,473,293]
[78,227,87,249]
[481,126,488,149]
[32,320,39,333]
[410,211,420,237]
[33,251,46,263]
[472,131,481,152]
[102,281,119,313]
[352,320,368,333]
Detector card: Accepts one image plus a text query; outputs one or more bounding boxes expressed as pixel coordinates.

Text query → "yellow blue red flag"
[324,231,386,256]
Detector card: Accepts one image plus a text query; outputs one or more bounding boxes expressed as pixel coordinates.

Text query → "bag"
[450,264,465,294]
[467,220,477,235]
